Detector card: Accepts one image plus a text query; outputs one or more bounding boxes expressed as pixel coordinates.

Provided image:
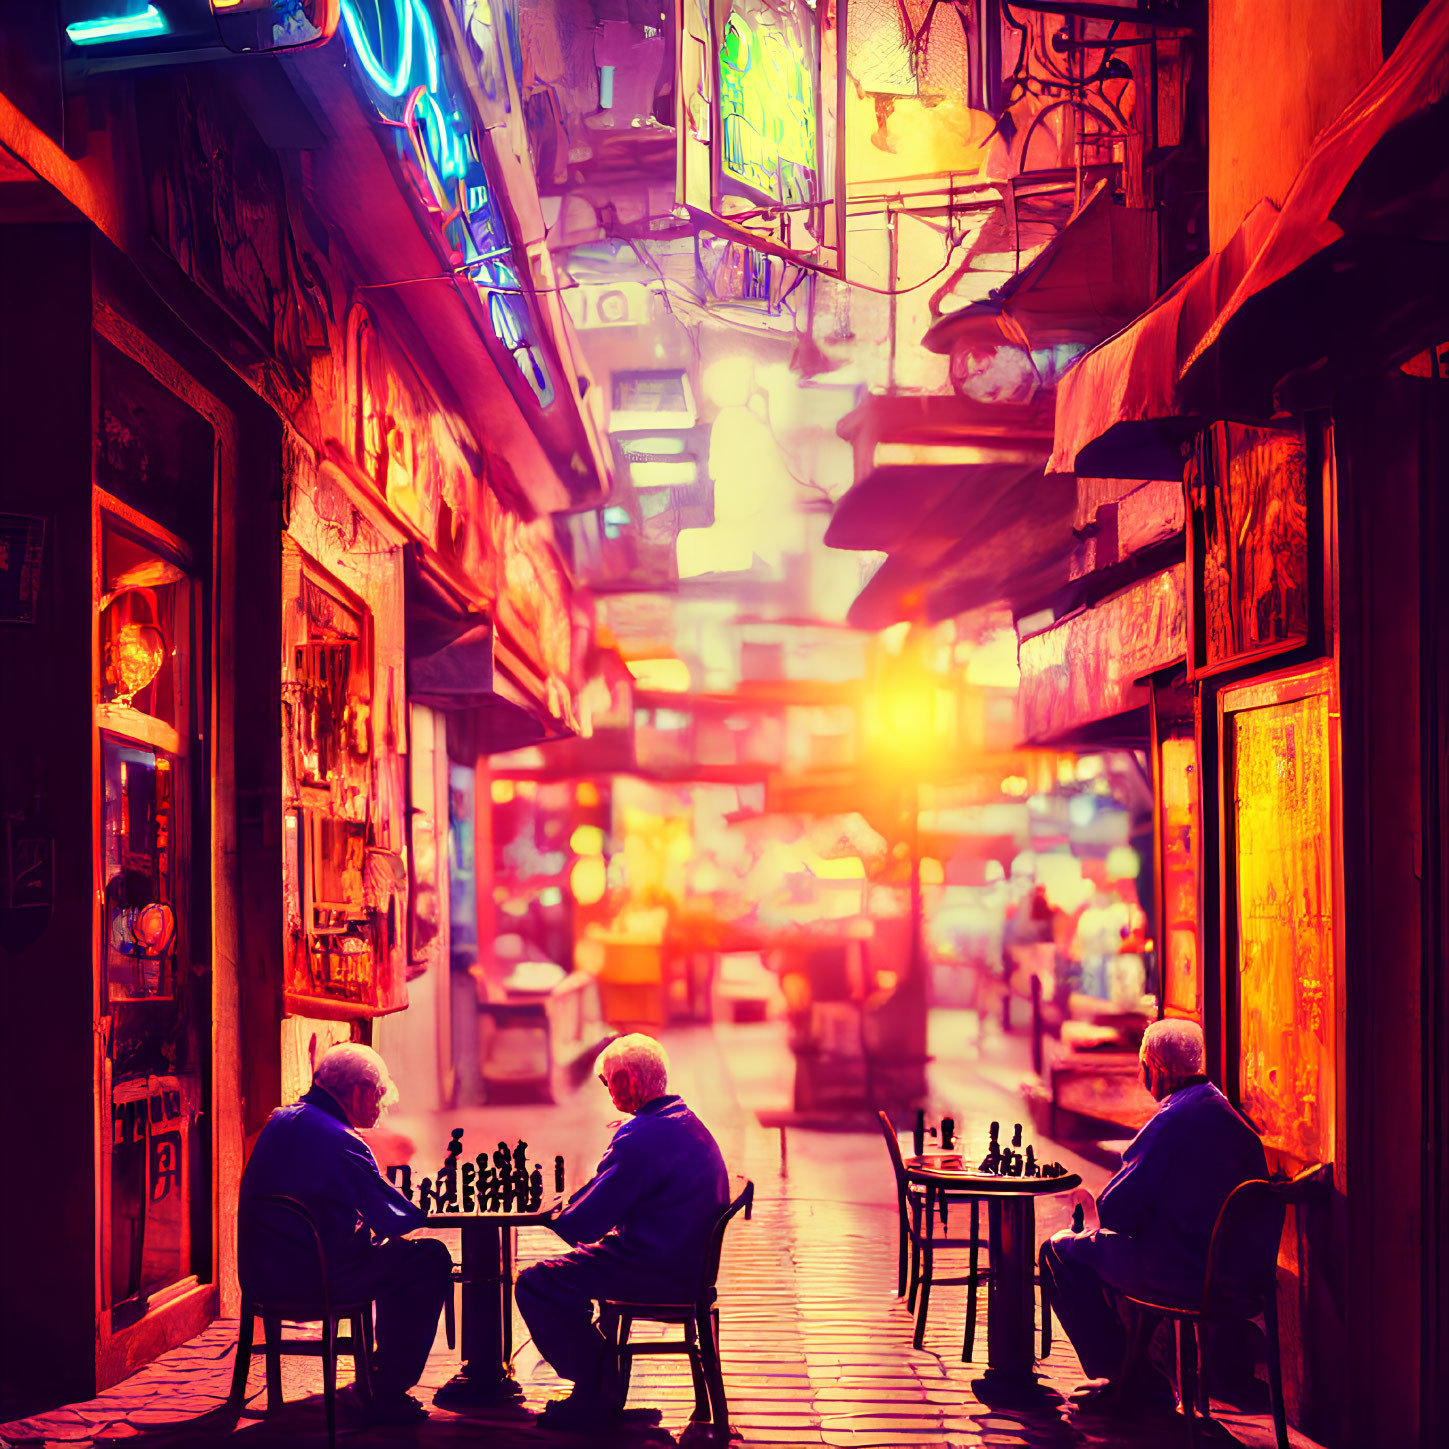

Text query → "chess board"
[386,1129,567,1217]
[423,1193,565,1226]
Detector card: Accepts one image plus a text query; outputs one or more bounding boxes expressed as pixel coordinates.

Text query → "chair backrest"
[1201,1163,1327,1315]
[239,1192,331,1309]
[696,1176,754,1306]
[876,1110,911,1210]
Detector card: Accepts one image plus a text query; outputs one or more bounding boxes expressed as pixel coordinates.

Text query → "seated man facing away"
[238,1043,451,1425]
[1039,1018,1269,1416]
[517,1033,730,1430]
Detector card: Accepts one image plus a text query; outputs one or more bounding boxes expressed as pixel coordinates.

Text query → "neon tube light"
[66,5,169,45]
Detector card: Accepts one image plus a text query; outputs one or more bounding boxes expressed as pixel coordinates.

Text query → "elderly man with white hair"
[238,1043,451,1425]
[1038,1018,1268,1417]
[516,1033,729,1430]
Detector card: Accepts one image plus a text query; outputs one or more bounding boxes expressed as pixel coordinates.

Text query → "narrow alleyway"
[1,1021,1316,1449]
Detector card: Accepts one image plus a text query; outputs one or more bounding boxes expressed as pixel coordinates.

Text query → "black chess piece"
[513,1139,529,1175]
[502,1163,516,1212]
[1025,1145,1036,1177]
[1011,1123,1023,1149]
[447,1127,465,1161]
[529,1165,544,1211]
[418,1177,435,1214]
[513,1164,530,1210]
[462,1161,476,1213]
[1072,1202,1085,1233]
[481,1165,499,1211]
[494,1140,511,1177]
[387,1164,413,1200]
[941,1116,955,1150]
[913,1109,926,1157]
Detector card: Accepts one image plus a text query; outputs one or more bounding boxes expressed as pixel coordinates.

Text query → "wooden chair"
[877,1111,992,1359]
[597,1177,754,1430]
[1119,1164,1327,1449]
[227,1194,375,1449]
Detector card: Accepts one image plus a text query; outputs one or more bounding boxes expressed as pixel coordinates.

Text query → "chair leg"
[227,1304,254,1410]
[1177,1319,1199,1449]
[351,1310,374,1405]
[617,1314,634,1398]
[896,1205,909,1298]
[964,1201,980,1363]
[907,1197,923,1312]
[262,1312,284,1414]
[685,1319,711,1422]
[1039,1267,1052,1358]
[321,1314,337,1449]
[444,1281,456,1352]
[913,1245,933,1350]
[1264,1294,1289,1449]
[700,1306,728,1429]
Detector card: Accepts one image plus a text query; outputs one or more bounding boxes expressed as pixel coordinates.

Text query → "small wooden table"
[905,1156,1081,1404]
[427,1200,561,1409]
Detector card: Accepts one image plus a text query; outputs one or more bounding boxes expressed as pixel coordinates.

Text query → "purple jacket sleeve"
[551,1128,647,1247]
[343,1134,426,1240]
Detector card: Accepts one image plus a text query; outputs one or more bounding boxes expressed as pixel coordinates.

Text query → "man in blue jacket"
[238,1043,451,1425]
[1038,1018,1269,1415]
[517,1033,730,1429]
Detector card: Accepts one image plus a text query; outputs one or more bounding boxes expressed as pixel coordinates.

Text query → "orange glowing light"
[570,855,608,906]
[112,623,166,707]
[626,657,692,692]
[570,825,605,856]
[576,781,600,807]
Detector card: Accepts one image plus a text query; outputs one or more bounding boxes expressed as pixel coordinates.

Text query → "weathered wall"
[1208,0,1381,249]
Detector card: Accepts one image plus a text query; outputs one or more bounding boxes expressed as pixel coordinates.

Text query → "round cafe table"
[427,1199,561,1409]
[905,1154,1082,1405]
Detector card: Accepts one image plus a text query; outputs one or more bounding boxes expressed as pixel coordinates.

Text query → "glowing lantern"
[111,623,166,707]
[570,855,608,906]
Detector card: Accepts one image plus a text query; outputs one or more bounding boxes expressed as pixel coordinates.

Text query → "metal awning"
[1054,0,1449,475]
[924,180,1157,356]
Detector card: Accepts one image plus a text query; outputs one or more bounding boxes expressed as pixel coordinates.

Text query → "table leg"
[975,1196,1060,1407]
[433,1221,525,1409]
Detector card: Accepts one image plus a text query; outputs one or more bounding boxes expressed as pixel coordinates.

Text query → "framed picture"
[1220,665,1340,1164]
[1188,421,1320,677]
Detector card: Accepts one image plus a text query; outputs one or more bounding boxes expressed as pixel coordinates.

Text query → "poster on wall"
[1189,422,1312,676]
[1230,685,1337,1163]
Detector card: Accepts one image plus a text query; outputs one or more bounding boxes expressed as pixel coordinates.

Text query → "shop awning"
[1180,0,1449,416]
[1049,200,1281,478]
[1054,0,1449,473]
[924,181,1157,356]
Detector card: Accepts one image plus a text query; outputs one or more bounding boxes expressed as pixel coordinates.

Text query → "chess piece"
[1025,1146,1036,1177]
[418,1176,435,1214]
[481,1164,499,1211]
[1012,1123,1023,1149]
[513,1164,530,1210]
[554,1154,566,1193]
[513,1139,529,1175]
[530,1165,544,1211]
[462,1161,476,1213]
[502,1163,516,1212]
[387,1164,413,1200]
[447,1127,465,1163]
[494,1141,511,1178]
[1072,1202,1085,1233]
[941,1117,955,1150]
[913,1109,926,1157]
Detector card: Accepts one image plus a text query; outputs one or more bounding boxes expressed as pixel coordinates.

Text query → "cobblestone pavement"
[1,1016,1321,1449]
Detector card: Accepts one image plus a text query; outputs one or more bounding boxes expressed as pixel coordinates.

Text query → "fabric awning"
[1050,201,1281,478]
[1180,0,1449,415]
[924,180,1157,356]
[1054,0,1449,474]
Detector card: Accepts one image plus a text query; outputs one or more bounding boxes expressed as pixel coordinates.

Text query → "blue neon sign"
[66,5,169,44]
[339,0,554,406]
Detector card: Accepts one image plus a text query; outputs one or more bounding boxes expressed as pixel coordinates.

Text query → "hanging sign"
[338,0,555,405]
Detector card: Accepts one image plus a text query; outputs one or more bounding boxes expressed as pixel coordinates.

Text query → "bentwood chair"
[597,1177,754,1430]
[1118,1164,1327,1449]
[877,1111,993,1358]
[228,1194,374,1449]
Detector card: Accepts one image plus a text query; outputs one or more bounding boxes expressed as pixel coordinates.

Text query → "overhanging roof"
[924,181,1157,356]
[1054,0,1449,474]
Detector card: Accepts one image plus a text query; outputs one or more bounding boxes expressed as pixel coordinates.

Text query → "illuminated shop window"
[97,504,194,1006]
